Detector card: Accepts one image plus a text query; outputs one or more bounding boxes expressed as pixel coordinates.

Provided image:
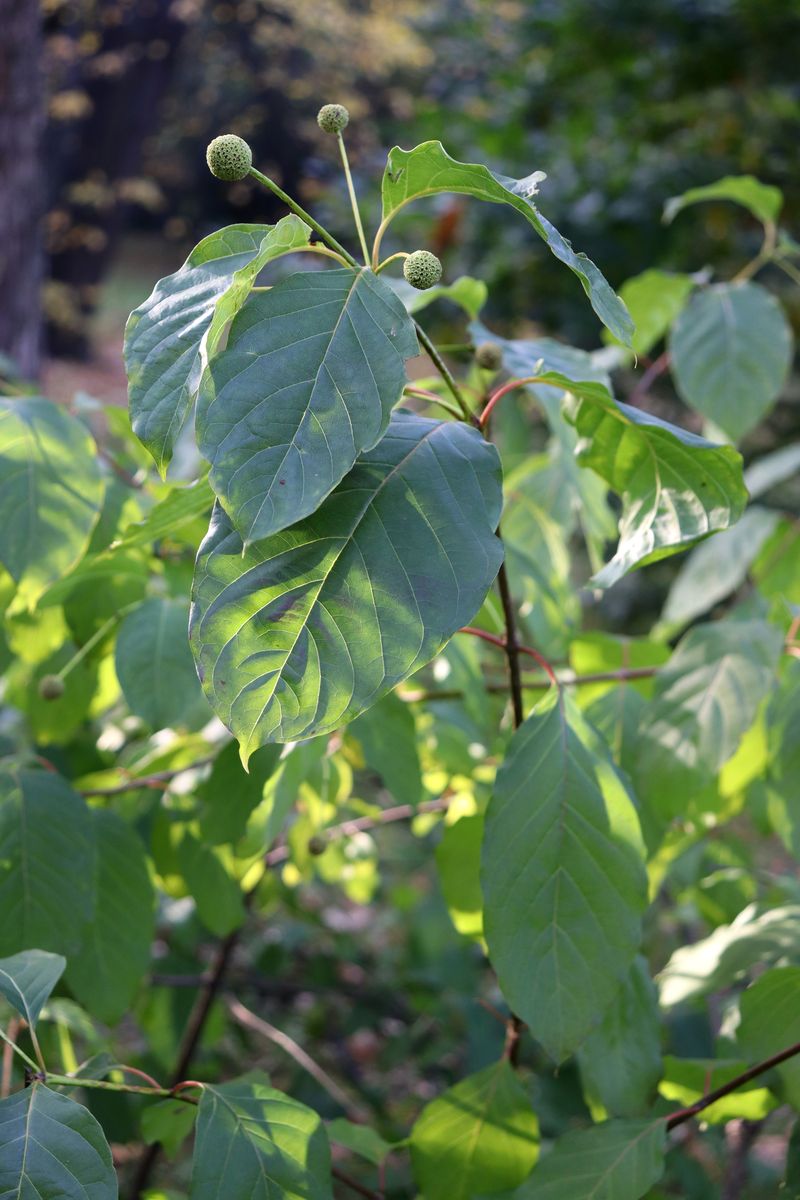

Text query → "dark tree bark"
[0,0,45,378]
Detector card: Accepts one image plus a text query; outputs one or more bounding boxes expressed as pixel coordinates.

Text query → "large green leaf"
[125,216,311,473]
[198,742,282,845]
[669,282,793,442]
[664,175,783,228]
[561,375,748,587]
[482,691,648,1063]
[514,1119,667,1199]
[196,267,418,545]
[115,597,211,729]
[737,967,800,1106]
[64,808,155,1024]
[0,1083,116,1200]
[190,1075,333,1200]
[658,904,800,1008]
[382,141,633,345]
[0,397,104,606]
[0,768,94,957]
[633,620,782,820]
[576,958,662,1118]
[0,948,66,1028]
[436,813,484,940]
[410,1060,539,1200]
[190,412,503,758]
[605,270,694,357]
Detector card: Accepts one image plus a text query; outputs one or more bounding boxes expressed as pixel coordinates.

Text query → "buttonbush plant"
[1,112,800,1199]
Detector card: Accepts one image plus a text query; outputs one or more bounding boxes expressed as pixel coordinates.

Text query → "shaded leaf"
[0,948,66,1028]
[514,1118,666,1199]
[198,742,282,845]
[191,1075,333,1200]
[0,768,93,957]
[0,397,103,606]
[176,831,246,936]
[125,217,312,473]
[670,282,793,442]
[65,808,155,1024]
[115,597,210,729]
[326,1119,394,1165]
[737,966,800,1106]
[197,268,418,544]
[142,1097,198,1158]
[0,1083,115,1200]
[607,270,694,357]
[382,141,632,344]
[350,693,422,807]
[411,1060,539,1200]
[190,413,503,757]
[482,691,647,1063]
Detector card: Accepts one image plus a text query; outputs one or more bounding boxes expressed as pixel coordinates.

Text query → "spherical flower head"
[39,674,65,702]
[403,250,442,291]
[317,104,350,134]
[206,134,252,181]
[475,341,503,371]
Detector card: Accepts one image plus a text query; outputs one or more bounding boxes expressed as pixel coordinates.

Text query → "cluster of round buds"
[317,104,350,134]
[403,250,443,291]
[39,675,65,701]
[206,134,253,181]
[474,342,504,371]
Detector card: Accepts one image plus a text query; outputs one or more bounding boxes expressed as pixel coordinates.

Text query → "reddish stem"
[459,625,558,687]
[478,376,542,428]
[666,1039,800,1130]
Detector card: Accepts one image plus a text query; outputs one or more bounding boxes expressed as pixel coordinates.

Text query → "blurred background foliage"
[13,0,798,367]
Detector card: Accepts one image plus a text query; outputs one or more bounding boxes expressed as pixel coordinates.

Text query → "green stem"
[403,386,463,421]
[375,251,410,274]
[413,323,475,424]
[44,1073,199,1103]
[0,1025,39,1072]
[28,1027,46,1074]
[56,602,139,682]
[248,167,358,268]
[336,132,370,266]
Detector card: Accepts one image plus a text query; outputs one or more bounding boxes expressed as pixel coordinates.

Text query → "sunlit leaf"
[664,175,783,228]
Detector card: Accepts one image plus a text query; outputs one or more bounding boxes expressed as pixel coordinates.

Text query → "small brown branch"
[1,1018,20,1098]
[459,622,558,689]
[666,1039,800,1130]
[226,997,369,1121]
[81,756,216,798]
[629,350,670,408]
[332,1166,384,1200]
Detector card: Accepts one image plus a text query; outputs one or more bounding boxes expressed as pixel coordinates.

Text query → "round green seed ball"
[308,835,328,856]
[475,342,503,371]
[206,134,252,181]
[403,250,443,291]
[317,104,350,134]
[39,675,65,701]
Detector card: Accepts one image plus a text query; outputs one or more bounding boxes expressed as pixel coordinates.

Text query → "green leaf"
[514,1119,666,1199]
[115,597,210,729]
[382,141,633,345]
[744,443,800,499]
[411,1060,539,1200]
[669,282,793,442]
[664,175,783,227]
[142,1097,198,1157]
[633,620,782,820]
[0,1083,116,1200]
[327,1118,393,1165]
[176,831,246,936]
[576,958,662,1118]
[350,693,422,807]
[199,269,417,546]
[125,216,312,473]
[64,808,155,1024]
[436,813,484,941]
[482,690,648,1063]
[737,967,800,1106]
[0,768,94,957]
[658,1056,777,1124]
[557,374,748,586]
[658,904,800,1008]
[190,413,503,757]
[0,397,104,606]
[113,478,214,550]
[0,948,66,1028]
[391,274,488,319]
[658,507,780,634]
[606,270,694,357]
[191,1075,333,1200]
[198,742,282,845]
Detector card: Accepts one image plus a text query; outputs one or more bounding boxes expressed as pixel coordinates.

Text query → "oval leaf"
[664,175,783,227]
[482,691,648,1063]
[197,267,419,544]
[190,1075,333,1200]
[515,1119,666,1200]
[0,1083,116,1200]
[0,397,103,606]
[115,597,211,730]
[381,141,632,345]
[125,217,312,473]
[0,948,66,1029]
[190,413,503,756]
[411,1060,539,1200]
[670,282,793,442]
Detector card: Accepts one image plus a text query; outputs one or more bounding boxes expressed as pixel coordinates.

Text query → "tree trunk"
[0,0,44,378]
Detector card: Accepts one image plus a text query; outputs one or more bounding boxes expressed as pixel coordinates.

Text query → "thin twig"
[666,1039,800,1129]
[80,756,216,797]
[226,997,369,1121]
[332,1166,384,1200]
[629,351,670,408]
[458,624,558,687]
[413,322,476,423]
[1,1019,20,1098]
[337,132,370,265]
